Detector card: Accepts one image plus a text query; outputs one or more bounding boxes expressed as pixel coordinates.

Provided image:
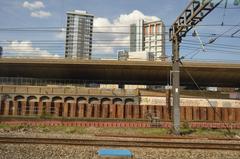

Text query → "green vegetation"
[0,123,239,138]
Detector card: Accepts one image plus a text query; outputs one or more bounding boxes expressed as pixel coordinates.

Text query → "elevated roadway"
[0,58,239,87]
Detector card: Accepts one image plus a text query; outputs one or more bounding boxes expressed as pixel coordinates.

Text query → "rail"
[0,137,239,150]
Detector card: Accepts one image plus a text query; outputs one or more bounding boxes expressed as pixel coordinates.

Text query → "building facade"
[0,46,2,58]
[130,20,144,52]
[129,20,166,61]
[65,10,94,59]
[144,21,165,61]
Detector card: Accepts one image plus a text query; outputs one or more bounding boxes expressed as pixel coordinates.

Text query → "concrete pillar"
[46,102,51,115]
[29,101,35,116]
[106,104,110,118]
[3,101,9,116]
[114,104,117,118]
[34,102,38,115]
[101,104,105,118]
[110,104,116,118]
[55,102,60,117]
[75,104,79,117]
[94,104,99,118]
[79,104,85,118]
[123,105,127,118]
[126,105,132,119]
[19,101,25,116]
[142,105,148,119]
[155,106,161,119]
[133,105,140,118]
[166,89,171,119]
[38,102,43,116]
[98,104,102,118]
[13,101,18,116]
[63,103,68,117]
[70,103,76,118]
[87,104,93,118]
[102,104,109,118]
[117,104,124,118]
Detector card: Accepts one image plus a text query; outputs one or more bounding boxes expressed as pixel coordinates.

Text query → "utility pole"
[169,0,223,134]
[172,24,180,134]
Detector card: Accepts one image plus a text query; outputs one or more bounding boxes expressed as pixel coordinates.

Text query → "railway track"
[0,137,240,150]
[95,134,240,141]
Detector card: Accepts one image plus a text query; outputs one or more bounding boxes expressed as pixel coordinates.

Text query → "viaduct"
[0,58,240,87]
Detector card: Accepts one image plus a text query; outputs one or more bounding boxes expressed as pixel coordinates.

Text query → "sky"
[0,0,240,62]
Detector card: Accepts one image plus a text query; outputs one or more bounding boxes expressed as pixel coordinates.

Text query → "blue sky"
[0,0,239,62]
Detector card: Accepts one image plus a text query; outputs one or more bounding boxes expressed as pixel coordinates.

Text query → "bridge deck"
[0,59,239,87]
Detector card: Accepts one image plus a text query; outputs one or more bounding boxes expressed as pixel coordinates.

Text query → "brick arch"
[89,97,99,104]
[1,94,12,116]
[77,97,87,118]
[40,96,50,102]
[64,97,76,118]
[113,98,123,105]
[52,96,63,102]
[14,95,25,116]
[27,96,38,115]
[27,96,38,102]
[101,98,111,118]
[14,95,25,101]
[64,97,75,103]
[1,94,11,101]
[101,98,111,105]
[77,97,87,104]
[51,96,63,115]
[125,98,134,105]
[39,96,51,116]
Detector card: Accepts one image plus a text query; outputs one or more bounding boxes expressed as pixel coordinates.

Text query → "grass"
[0,124,239,138]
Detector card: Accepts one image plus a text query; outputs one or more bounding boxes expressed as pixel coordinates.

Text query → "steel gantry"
[169,0,223,134]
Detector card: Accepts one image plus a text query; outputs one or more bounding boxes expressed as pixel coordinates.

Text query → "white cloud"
[55,28,66,39]
[92,10,160,54]
[22,1,45,10]
[54,10,160,56]
[3,41,60,59]
[22,1,51,19]
[113,10,160,26]
[31,10,51,18]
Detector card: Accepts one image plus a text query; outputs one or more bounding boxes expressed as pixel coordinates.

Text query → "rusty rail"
[0,137,239,150]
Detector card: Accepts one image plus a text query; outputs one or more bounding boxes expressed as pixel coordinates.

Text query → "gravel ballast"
[0,144,240,159]
[0,125,240,159]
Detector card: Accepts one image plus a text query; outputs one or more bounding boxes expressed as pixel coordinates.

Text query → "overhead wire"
[180,20,240,59]
[0,24,240,29]
[179,61,233,135]
[221,0,228,26]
